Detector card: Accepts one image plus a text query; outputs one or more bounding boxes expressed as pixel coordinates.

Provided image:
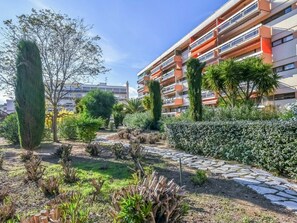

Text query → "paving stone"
[247,185,278,195]
[276,192,297,200]
[271,185,288,191]
[223,172,247,178]
[234,178,261,185]
[272,201,297,210]
[264,194,288,202]
[284,190,297,196]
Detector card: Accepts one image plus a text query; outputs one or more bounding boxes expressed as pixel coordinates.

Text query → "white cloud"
[100,36,128,64]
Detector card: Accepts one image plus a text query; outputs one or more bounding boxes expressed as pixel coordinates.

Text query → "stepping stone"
[276,192,297,200]
[284,190,297,196]
[223,172,247,178]
[264,194,288,202]
[271,185,288,191]
[272,201,297,210]
[234,178,261,185]
[247,185,278,195]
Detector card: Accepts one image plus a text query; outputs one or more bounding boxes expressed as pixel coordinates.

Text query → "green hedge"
[167,121,297,179]
[123,112,153,130]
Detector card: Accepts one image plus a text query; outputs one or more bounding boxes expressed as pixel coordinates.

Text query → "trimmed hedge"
[167,121,297,179]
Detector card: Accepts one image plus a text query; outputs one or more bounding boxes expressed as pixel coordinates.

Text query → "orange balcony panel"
[175,98,183,106]
[174,69,183,80]
[143,86,149,94]
[258,0,270,12]
[261,37,272,54]
[175,84,183,92]
[151,70,162,79]
[191,38,217,57]
[221,40,261,59]
[161,76,175,86]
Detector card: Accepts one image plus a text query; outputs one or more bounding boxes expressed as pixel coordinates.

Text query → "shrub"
[112,103,125,129]
[24,155,45,182]
[58,115,78,140]
[111,143,129,160]
[77,116,104,142]
[110,172,186,223]
[0,198,16,222]
[167,121,297,178]
[55,144,72,164]
[90,177,105,201]
[191,170,207,186]
[129,140,145,176]
[20,150,33,162]
[0,114,19,144]
[61,161,79,183]
[39,176,60,196]
[15,40,45,150]
[123,112,153,130]
[85,143,101,157]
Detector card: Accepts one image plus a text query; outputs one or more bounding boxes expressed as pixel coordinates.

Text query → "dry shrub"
[85,143,103,157]
[90,177,105,201]
[20,150,33,162]
[55,144,72,163]
[39,176,60,196]
[0,198,16,222]
[24,155,45,182]
[61,161,79,183]
[110,143,129,160]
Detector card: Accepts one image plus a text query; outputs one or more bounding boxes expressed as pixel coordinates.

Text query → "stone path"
[97,134,297,212]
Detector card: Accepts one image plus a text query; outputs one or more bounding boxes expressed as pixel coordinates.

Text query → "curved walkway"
[97,134,297,212]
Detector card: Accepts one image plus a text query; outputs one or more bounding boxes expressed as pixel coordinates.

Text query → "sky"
[0,0,226,102]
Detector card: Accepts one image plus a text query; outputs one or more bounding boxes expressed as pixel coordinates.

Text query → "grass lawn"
[1,137,296,222]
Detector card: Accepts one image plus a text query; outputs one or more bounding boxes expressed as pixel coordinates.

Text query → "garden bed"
[1,137,296,222]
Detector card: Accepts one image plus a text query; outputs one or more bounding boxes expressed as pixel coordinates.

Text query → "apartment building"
[137,0,297,116]
[57,82,129,111]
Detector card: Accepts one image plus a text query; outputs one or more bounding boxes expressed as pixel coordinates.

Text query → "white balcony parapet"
[151,65,162,74]
[190,29,214,50]
[163,97,175,105]
[162,69,175,81]
[162,55,175,68]
[202,90,216,99]
[182,49,190,62]
[162,111,177,117]
[162,83,176,94]
[198,50,215,62]
[218,0,259,33]
[219,25,260,54]
[236,51,262,61]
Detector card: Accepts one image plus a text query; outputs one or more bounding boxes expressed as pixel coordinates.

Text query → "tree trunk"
[52,105,59,142]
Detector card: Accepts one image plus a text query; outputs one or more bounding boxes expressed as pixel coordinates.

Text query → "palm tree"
[124,98,144,114]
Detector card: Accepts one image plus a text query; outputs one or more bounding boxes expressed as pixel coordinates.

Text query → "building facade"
[137,0,297,116]
[57,82,129,111]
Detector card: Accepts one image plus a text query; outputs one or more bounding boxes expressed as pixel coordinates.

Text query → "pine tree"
[186,58,206,121]
[148,80,162,129]
[15,40,45,150]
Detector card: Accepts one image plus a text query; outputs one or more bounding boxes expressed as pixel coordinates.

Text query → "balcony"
[137,75,150,84]
[150,64,162,75]
[202,91,216,99]
[236,51,262,61]
[218,1,259,33]
[190,30,215,51]
[182,49,190,63]
[162,83,175,95]
[219,26,260,54]
[162,111,177,117]
[162,70,175,81]
[198,50,215,63]
[163,97,184,107]
[161,55,174,69]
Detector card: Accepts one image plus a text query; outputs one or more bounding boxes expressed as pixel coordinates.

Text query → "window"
[284,63,295,71]
[284,6,292,14]
[263,6,293,24]
[274,63,296,73]
[272,34,294,47]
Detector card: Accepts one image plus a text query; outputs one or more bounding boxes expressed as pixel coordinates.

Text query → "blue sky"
[0,0,226,102]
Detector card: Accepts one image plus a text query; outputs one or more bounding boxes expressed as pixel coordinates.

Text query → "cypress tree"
[148,80,162,129]
[186,58,206,122]
[15,40,45,150]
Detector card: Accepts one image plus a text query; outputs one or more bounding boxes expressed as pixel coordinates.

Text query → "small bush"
[24,155,45,182]
[191,170,207,186]
[77,116,104,142]
[39,176,60,197]
[0,114,19,144]
[90,177,105,201]
[167,121,297,179]
[110,172,186,223]
[123,112,153,130]
[111,143,128,160]
[129,140,145,176]
[61,161,79,183]
[55,144,72,164]
[58,115,78,140]
[0,198,16,222]
[85,143,102,157]
[20,150,33,162]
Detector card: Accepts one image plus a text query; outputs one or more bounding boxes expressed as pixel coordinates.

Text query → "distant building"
[57,82,129,111]
[0,99,15,115]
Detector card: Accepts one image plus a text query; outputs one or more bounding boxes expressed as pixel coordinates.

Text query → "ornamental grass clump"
[24,155,45,183]
[110,172,186,223]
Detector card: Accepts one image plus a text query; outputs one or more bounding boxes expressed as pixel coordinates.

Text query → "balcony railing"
[151,65,161,74]
[162,83,175,94]
[162,56,174,68]
[154,77,162,82]
[236,51,262,61]
[219,26,259,54]
[162,70,175,81]
[138,85,144,91]
[198,50,215,62]
[163,97,175,105]
[218,1,258,33]
[190,30,214,50]
[202,91,215,99]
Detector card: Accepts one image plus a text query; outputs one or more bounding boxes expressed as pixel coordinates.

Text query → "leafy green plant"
[167,120,297,179]
[112,103,125,129]
[191,170,207,186]
[39,176,60,197]
[61,161,79,183]
[111,143,128,160]
[20,150,33,162]
[24,155,45,182]
[124,98,144,114]
[123,112,153,130]
[0,114,19,145]
[77,116,104,142]
[58,115,78,140]
[90,177,105,201]
[15,40,45,150]
[85,143,102,157]
[55,144,72,164]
